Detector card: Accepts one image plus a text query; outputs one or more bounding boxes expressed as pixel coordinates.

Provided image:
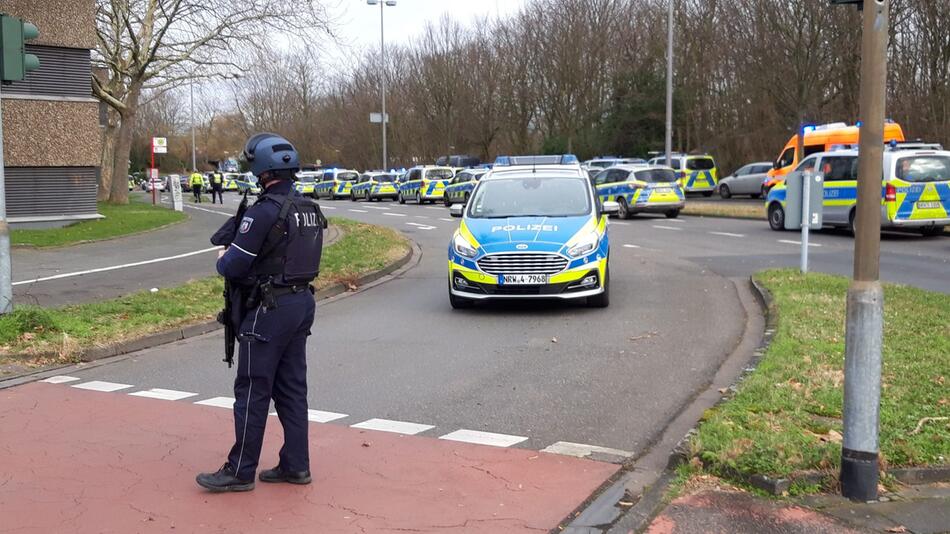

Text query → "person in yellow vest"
[210,171,225,204]
[190,170,204,203]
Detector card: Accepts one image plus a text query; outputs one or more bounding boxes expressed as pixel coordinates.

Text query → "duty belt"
[259,282,314,310]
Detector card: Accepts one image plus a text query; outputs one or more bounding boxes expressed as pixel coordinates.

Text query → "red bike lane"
[0,382,618,533]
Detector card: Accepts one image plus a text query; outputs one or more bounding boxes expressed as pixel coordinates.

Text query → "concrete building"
[0,0,101,227]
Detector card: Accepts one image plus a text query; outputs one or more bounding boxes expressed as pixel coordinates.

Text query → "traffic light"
[0,15,40,83]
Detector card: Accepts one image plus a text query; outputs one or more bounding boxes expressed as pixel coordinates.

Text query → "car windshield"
[298,174,317,183]
[634,169,678,183]
[374,174,395,182]
[337,172,358,181]
[468,176,591,218]
[425,169,454,180]
[686,158,715,170]
[896,156,950,183]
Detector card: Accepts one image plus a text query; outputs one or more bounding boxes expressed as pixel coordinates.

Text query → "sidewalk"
[0,382,618,533]
[642,476,949,534]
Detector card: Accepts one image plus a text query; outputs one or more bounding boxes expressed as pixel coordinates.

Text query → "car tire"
[587,266,610,308]
[665,209,680,219]
[350,192,357,201]
[848,209,858,236]
[719,184,732,199]
[920,226,944,237]
[617,198,631,219]
[398,192,406,204]
[768,203,785,231]
[416,191,423,204]
[443,193,451,207]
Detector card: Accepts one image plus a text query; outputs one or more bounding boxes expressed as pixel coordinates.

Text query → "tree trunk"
[108,82,142,204]
[98,117,117,201]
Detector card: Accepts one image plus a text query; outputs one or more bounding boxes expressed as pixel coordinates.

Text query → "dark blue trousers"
[228,291,315,481]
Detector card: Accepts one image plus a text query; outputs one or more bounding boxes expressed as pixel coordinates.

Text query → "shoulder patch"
[239,216,254,234]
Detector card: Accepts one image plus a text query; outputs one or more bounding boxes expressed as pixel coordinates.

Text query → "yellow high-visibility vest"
[190,173,203,186]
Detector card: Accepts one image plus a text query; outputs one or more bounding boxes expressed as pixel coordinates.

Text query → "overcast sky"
[322,0,528,67]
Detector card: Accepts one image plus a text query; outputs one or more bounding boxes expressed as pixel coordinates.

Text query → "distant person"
[190,170,204,203]
[211,171,225,204]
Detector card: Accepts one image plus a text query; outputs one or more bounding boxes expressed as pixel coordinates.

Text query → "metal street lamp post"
[664,0,674,167]
[368,0,396,171]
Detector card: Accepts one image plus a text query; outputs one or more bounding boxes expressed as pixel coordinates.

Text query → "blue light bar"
[494,154,579,166]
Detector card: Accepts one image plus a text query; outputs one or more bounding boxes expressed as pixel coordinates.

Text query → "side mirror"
[450,204,464,218]
[602,201,620,215]
[773,161,781,170]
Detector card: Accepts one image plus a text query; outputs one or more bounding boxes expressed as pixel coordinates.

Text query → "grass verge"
[11,200,187,248]
[0,218,409,373]
[682,201,765,220]
[689,269,949,494]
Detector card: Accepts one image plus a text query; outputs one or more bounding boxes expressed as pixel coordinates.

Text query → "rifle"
[210,190,250,367]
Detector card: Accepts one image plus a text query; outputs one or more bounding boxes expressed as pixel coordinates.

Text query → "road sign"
[148,167,158,179]
[152,137,168,154]
[370,113,389,124]
[783,171,824,230]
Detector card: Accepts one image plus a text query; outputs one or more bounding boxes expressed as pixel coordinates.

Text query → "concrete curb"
[0,237,416,388]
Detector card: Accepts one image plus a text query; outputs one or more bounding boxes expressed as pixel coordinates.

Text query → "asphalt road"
[15,194,948,459]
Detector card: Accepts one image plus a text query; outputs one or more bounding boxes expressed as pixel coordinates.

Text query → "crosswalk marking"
[71,381,133,392]
[194,396,235,408]
[351,418,434,435]
[439,429,528,448]
[541,441,632,459]
[130,388,198,401]
[42,375,80,384]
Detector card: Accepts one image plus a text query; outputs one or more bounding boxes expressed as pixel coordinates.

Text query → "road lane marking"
[414,215,430,219]
[425,207,443,211]
[709,231,745,238]
[612,221,630,226]
[185,204,232,217]
[322,206,337,210]
[351,418,434,435]
[362,205,390,210]
[406,222,437,230]
[348,209,368,213]
[623,244,641,249]
[12,246,223,286]
[663,218,685,223]
[72,381,133,392]
[652,225,682,231]
[42,375,80,384]
[439,218,454,222]
[439,429,528,448]
[194,396,236,408]
[541,441,632,459]
[384,212,407,217]
[778,239,822,247]
[130,388,198,401]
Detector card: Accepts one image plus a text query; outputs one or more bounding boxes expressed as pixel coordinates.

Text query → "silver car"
[718,162,773,199]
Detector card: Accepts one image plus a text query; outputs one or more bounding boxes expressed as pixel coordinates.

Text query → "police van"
[315,168,359,200]
[765,143,950,237]
[397,166,455,204]
[593,165,685,219]
[447,157,619,309]
[443,168,488,206]
[294,171,320,197]
[351,172,398,201]
[647,154,719,196]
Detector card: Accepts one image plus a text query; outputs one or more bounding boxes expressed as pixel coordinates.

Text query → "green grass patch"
[689,270,949,494]
[11,200,187,248]
[0,218,409,372]
[682,201,765,220]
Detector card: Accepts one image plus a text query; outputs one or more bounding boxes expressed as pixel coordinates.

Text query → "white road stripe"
[322,206,337,210]
[348,209,368,213]
[439,218,454,222]
[652,225,682,231]
[541,441,632,459]
[439,429,528,448]
[362,206,390,210]
[384,212,407,217]
[612,221,630,226]
[351,418,434,435]
[129,388,198,401]
[414,215,430,219]
[663,218,685,223]
[778,239,822,247]
[72,380,133,392]
[307,409,348,423]
[42,375,80,384]
[194,396,236,408]
[185,204,232,217]
[623,244,641,249]
[425,207,443,211]
[406,222,437,230]
[709,231,745,238]
[13,246,222,286]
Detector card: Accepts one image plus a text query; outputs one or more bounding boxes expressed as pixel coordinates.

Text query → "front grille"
[477,253,568,275]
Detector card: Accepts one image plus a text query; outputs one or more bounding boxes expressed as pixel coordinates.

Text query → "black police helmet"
[243,133,300,178]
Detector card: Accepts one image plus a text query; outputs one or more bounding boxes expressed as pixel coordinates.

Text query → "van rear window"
[686,158,715,171]
[896,156,950,183]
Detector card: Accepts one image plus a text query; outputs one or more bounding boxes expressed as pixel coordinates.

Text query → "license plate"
[655,188,672,194]
[501,274,548,285]
[916,201,940,210]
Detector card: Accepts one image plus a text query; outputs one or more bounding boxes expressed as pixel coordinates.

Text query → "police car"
[584,157,646,169]
[648,154,719,196]
[351,172,398,201]
[443,168,488,206]
[315,169,359,200]
[294,171,320,197]
[222,172,244,191]
[593,165,685,219]
[765,143,950,236]
[397,166,455,204]
[447,157,620,309]
[234,172,261,195]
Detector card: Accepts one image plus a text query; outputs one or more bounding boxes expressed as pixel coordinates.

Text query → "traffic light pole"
[841,0,888,502]
[0,84,13,314]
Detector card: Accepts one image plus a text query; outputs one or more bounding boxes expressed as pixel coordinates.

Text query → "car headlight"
[567,231,599,258]
[453,233,478,259]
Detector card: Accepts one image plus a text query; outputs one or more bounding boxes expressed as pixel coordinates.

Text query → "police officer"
[210,170,225,204]
[196,133,326,492]
[189,170,204,203]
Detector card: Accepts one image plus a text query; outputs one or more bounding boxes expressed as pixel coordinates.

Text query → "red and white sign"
[152,137,168,154]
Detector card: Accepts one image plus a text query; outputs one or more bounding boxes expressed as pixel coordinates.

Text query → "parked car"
[718,162,773,198]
